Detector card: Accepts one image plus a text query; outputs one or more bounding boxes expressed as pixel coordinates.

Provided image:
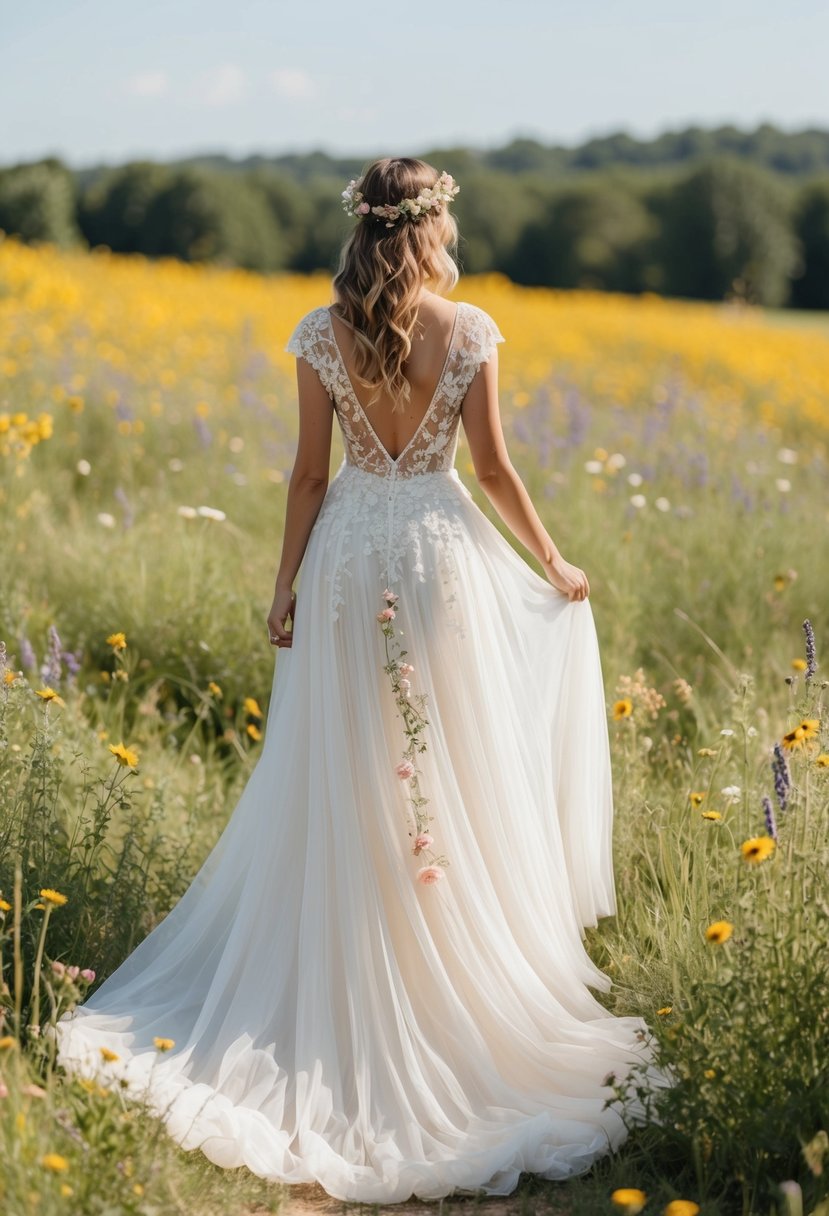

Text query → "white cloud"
[202,63,247,106]
[126,71,168,98]
[271,68,316,100]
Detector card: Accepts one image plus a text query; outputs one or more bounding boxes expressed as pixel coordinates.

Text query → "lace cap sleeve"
[476,307,505,364]
[284,307,337,398]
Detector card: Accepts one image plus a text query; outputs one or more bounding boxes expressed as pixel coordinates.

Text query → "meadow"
[0,234,828,1216]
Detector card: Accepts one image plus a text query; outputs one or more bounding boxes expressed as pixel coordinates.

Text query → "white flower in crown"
[342,171,460,227]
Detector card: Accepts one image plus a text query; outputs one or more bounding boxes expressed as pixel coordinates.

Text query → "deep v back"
[285,299,505,478]
[326,304,460,466]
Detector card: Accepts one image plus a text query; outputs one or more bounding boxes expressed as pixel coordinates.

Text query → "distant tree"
[790,178,829,309]
[139,168,284,271]
[655,156,801,305]
[506,179,657,291]
[0,158,81,247]
[247,170,309,267]
[452,172,546,274]
[78,161,171,252]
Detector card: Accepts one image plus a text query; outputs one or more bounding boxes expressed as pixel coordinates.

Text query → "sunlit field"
[1,236,828,1216]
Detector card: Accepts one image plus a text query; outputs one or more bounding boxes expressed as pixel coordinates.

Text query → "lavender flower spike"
[41,624,63,687]
[802,619,817,683]
[762,794,778,841]
[771,742,790,812]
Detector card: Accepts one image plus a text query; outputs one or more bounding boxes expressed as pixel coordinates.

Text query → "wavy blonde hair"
[331,157,460,414]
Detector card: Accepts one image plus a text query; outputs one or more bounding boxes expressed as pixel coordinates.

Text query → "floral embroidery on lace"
[285,300,505,619]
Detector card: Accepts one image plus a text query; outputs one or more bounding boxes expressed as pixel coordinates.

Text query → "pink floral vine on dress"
[376,588,449,884]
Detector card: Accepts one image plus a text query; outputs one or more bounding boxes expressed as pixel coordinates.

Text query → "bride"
[54,156,659,1204]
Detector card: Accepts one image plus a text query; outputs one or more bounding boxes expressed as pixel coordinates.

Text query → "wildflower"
[196,505,226,521]
[395,760,415,780]
[208,681,222,698]
[377,607,396,622]
[782,719,820,750]
[665,1203,700,1216]
[721,784,741,800]
[41,1153,69,1172]
[673,677,692,703]
[705,920,733,944]
[416,866,445,885]
[701,810,722,821]
[762,795,778,841]
[79,968,96,982]
[697,747,716,757]
[689,791,705,807]
[772,742,791,810]
[703,1070,716,1080]
[803,619,817,682]
[773,574,787,591]
[0,898,11,912]
[720,728,734,737]
[740,836,776,864]
[613,698,633,720]
[51,960,66,977]
[106,631,127,650]
[97,512,116,528]
[133,1183,145,1196]
[817,754,829,768]
[60,1184,74,1197]
[656,1006,672,1016]
[0,1035,16,1049]
[791,658,807,671]
[40,888,68,906]
[246,723,262,741]
[244,696,263,719]
[610,1189,647,1214]
[99,1046,120,1062]
[3,669,16,685]
[36,686,65,707]
[153,1037,175,1051]
[654,496,671,512]
[108,742,139,768]
[630,494,647,508]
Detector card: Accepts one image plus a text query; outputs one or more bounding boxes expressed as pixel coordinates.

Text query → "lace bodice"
[285,301,504,477]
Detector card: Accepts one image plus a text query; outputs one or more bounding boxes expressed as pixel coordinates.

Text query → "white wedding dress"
[54,301,659,1203]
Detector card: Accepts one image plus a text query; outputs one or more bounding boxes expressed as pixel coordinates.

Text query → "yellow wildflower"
[701,810,722,821]
[99,1046,120,1062]
[246,723,263,742]
[108,741,140,768]
[36,687,65,707]
[740,836,776,864]
[106,631,127,650]
[791,657,808,671]
[815,754,829,768]
[3,669,16,685]
[0,1035,17,1049]
[611,1189,647,1214]
[697,747,716,756]
[153,1037,175,1052]
[208,681,222,698]
[41,1153,69,1172]
[60,1183,74,1196]
[656,1006,672,1016]
[244,696,263,719]
[703,1069,716,1079]
[689,791,705,807]
[773,574,786,591]
[665,1203,700,1216]
[613,698,633,720]
[0,898,11,912]
[133,1183,145,1196]
[40,888,68,906]
[705,920,733,944]
[782,718,821,750]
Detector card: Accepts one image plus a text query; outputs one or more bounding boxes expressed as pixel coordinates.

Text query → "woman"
[54,156,659,1204]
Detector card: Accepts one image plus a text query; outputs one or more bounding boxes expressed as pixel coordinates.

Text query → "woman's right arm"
[460,350,590,602]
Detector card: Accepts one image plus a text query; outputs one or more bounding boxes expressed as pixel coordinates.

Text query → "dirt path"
[269,1180,571,1216]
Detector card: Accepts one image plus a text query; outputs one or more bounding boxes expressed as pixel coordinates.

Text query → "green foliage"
[0,159,81,248]
[791,179,829,309]
[77,161,172,254]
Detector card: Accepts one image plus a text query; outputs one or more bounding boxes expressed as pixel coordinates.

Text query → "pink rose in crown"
[417,865,445,884]
[395,760,415,780]
[399,663,414,676]
[80,968,96,983]
[356,201,370,215]
[377,608,396,622]
[381,588,399,603]
[412,832,433,855]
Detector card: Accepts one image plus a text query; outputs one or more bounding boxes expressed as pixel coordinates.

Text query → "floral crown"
[341,170,460,228]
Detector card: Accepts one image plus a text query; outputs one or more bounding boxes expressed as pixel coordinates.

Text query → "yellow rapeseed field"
[1,235,827,468]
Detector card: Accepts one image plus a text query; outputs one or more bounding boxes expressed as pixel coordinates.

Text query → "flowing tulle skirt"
[53,461,659,1203]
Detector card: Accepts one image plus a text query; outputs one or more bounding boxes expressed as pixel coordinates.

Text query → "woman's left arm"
[267,357,334,648]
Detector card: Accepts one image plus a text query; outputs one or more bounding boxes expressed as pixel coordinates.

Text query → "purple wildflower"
[771,742,790,812]
[762,795,778,841]
[803,619,817,683]
[41,624,63,687]
[19,635,36,672]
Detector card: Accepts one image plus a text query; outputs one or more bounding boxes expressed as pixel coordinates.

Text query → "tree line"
[2,125,829,308]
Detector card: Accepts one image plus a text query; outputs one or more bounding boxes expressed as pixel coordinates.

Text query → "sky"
[2,0,827,169]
